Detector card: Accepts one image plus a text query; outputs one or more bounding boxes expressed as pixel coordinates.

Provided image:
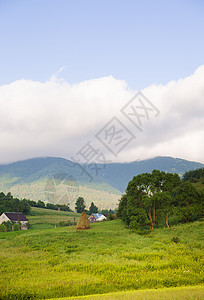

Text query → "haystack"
[77,212,90,230]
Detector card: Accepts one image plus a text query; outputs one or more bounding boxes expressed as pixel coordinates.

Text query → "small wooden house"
[0,212,28,230]
[88,214,97,223]
[88,213,107,223]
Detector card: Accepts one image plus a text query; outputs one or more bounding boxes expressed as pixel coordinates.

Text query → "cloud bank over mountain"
[0,65,203,164]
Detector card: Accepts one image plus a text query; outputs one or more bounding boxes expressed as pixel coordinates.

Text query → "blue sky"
[0,0,204,89]
[0,0,204,164]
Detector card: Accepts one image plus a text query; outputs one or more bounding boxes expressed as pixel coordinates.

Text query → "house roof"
[92,213,107,220]
[3,212,28,222]
[97,215,107,221]
[88,215,96,219]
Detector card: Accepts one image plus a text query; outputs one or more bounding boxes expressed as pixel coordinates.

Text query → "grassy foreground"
[49,285,204,300]
[0,218,203,299]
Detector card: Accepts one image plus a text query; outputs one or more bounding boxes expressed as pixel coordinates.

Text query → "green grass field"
[27,207,81,229]
[0,214,203,299]
[49,285,204,300]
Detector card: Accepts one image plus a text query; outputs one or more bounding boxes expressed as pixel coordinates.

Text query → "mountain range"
[0,156,203,209]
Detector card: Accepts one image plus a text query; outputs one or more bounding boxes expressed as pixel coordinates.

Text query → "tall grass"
[0,219,203,299]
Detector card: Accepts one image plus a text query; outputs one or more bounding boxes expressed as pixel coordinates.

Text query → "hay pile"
[77,212,90,230]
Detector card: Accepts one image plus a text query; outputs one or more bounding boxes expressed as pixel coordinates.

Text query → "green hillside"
[0,218,203,299]
[0,157,121,210]
[102,156,204,192]
[27,207,81,229]
[183,168,204,192]
[0,156,203,209]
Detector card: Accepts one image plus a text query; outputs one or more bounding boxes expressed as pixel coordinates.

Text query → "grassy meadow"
[50,286,204,300]
[27,207,81,229]
[0,211,203,299]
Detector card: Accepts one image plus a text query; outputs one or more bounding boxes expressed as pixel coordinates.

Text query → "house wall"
[20,221,28,227]
[89,216,96,223]
[0,213,10,224]
[0,214,28,225]
[21,222,28,230]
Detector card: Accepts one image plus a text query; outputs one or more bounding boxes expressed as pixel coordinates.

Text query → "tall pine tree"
[75,197,86,213]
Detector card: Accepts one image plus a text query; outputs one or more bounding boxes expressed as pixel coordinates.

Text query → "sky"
[0,0,203,164]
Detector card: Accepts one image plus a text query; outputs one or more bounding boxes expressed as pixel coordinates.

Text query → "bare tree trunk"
[153,199,156,224]
[147,207,154,230]
[146,206,155,230]
[166,211,170,228]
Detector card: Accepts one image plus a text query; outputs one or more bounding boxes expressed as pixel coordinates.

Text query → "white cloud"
[0,66,204,164]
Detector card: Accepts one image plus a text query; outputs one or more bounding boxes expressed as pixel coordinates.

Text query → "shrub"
[13,223,19,231]
[0,224,7,232]
[136,229,151,235]
[108,213,114,221]
[59,220,73,227]
[25,222,31,229]
[2,221,12,232]
[172,236,180,243]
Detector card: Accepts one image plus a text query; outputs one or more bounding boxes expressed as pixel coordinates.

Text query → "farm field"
[0,217,203,299]
[27,207,81,229]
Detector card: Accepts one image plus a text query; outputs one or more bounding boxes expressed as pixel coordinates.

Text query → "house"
[0,212,29,230]
[88,214,97,223]
[88,213,107,223]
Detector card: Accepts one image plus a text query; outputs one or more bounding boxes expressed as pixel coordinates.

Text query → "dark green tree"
[18,198,31,214]
[37,200,45,208]
[46,203,57,210]
[0,224,6,232]
[117,195,130,226]
[183,168,204,182]
[172,181,203,222]
[163,172,181,192]
[89,202,98,214]
[100,209,115,215]
[0,192,31,214]
[2,221,12,232]
[154,191,172,228]
[75,197,86,213]
[117,170,181,230]
[57,204,71,212]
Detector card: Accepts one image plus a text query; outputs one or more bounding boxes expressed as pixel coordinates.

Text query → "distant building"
[0,212,29,230]
[88,213,107,223]
[89,214,97,223]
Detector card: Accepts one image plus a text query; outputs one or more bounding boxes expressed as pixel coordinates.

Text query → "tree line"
[117,169,204,231]
[75,197,115,216]
[0,191,115,217]
[0,192,71,215]
[0,192,31,215]
[75,197,98,215]
[183,168,204,183]
[28,199,71,211]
